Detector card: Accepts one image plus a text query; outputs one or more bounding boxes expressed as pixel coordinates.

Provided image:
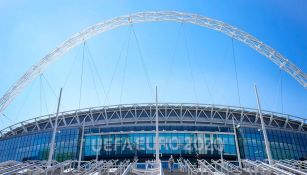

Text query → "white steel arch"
[0,11,306,113]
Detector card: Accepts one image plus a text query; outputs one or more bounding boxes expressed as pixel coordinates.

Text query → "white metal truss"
[0,11,306,114]
[0,103,306,139]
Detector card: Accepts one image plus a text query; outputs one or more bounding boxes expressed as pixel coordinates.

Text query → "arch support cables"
[0,11,306,114]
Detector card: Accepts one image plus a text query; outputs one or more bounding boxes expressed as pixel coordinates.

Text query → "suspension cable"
[41,74,66,112]
[41,76,49,114]
[84,43,102,105]
[39,73,50,115]
[0,113,13,125]
[182,25,199,103]
[15,76,36,121]
[86,52,101,105]
[39,74,42,116]
[0,113,7,128]
[207,80,216,104]
[120,27,132,104]
[103,31,130,105]
[280,70,284,113]
[164,23,183,100]
[200,66,215,104]
[41,74,58,100]
[84,43,110,105]
[131,24,155,98]
[63,44,82,89]
[78,42,86,109]
[231,38,241,107]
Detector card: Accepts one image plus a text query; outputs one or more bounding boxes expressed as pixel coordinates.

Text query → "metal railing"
[184,159,199,175]
[0,159,307,174]
[274,160,307,175]
[242,159,295,175]
[177,158,187,172]
[211,160,242,175]
[198,159,226,175]
[122,162,133,175]
[130,160,163,175]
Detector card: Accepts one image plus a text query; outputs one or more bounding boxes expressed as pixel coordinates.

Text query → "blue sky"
[0,0,306,129]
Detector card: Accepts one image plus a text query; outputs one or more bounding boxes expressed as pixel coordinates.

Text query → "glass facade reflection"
[268,129,307,160]
[82,132,237,160]
[238,128,307,160]
[0,128,79,162]
[0,125,307,162]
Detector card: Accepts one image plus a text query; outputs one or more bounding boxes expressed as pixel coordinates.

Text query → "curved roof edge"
[0,103,306,138]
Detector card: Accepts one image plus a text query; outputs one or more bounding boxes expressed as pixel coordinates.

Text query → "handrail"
[42,160,72,173]
[131,161,161,175]
[102,159,130,175]
[177,158,187,172]
[198,159,226,175]
[277,159,307,172]
[185,159,199,175]
[242,159,295,175]
[72,160,95,173]
[82,160,111,175]
[1,159,307,175]
[0,163,24,174]
[211,159,240,174]
[122,162,133,175]
[260,162,294,175]
[0,160,132,175]
[275,162,307,175]
[0,161,19,168]
[0,164,36,175]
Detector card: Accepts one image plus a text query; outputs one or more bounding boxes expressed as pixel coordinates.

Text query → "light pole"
[155,86,160,162]
[220,144,224,163]
[78,123,85,168]
[254,84,273,165]
[47,88,62,167]
[95,137,99,162]
[232,118,242,168]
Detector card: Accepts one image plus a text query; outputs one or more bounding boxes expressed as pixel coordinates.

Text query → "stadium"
[0,11,306,174]
[0,103,307,163]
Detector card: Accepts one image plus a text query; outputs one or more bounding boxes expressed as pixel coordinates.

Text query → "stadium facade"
[0,103,306,163]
